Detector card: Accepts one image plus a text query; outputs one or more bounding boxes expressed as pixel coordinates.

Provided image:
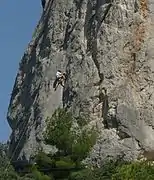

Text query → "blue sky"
[0,0,42,142]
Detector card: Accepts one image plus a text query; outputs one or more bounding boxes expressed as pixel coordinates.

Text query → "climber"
[41,0,46,9]
[53,70,66,91]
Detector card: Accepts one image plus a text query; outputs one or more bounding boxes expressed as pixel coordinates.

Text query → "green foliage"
[35,108,97,179]
[68,160,154,180]
[35,151,55,169]
[31,166,52,180]
[0,143,35,180]
[45,108,74,154]
[55,158,75,169]
[71,129,97,164]
[0,143,19,180]
[93,160,119,180]
[75,116,88,128]
[3,107,154,180]
[44,108,97,161]
[36,107,154,179]
[112,161,154,180]
[69,169,94,180]
[68,160,119,180]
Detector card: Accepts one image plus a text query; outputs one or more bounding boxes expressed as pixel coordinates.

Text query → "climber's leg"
[54,78,63,91]
[53,78,58,89]
[53,77,65,91]
[60,81,64,87]
[54,83,59,91]
[59,77,65,87]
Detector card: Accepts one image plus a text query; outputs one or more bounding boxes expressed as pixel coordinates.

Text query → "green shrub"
[35,151,55,169]
[56,161,75,169]
[92,160,123,180]
[68,169,94,180]
[68,160,154,180]
[112,161,154,180]
[35,108,98,179]
[75,116,88,127]
[45,108,74,154]
[31,166,52,180]
[71,129,97,164]
[44,108,97,161]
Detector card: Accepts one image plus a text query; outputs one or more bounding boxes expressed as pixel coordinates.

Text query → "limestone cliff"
[7,0,154,166]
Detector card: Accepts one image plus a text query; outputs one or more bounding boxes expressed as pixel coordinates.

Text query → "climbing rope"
[3,0,56,176]
[3,91,39,177]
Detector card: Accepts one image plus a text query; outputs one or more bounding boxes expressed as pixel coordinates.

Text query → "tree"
[35,108,98,179]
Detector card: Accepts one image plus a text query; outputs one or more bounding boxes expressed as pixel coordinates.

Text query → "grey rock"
[7,0,154,166]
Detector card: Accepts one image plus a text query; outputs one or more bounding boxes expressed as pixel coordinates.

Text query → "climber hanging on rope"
[53,70,66,91]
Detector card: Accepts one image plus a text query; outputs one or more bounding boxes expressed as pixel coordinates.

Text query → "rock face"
[7,0,154,166]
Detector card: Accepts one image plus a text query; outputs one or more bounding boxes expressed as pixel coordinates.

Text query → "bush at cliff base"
[3,107,154,180]
[35,108,97,179]
[69,160,154,180]
[44,108,97,164]
[34,108,154,180]
[112,160,154,180]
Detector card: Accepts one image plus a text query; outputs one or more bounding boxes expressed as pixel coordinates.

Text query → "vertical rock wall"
[7,0,154,165]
